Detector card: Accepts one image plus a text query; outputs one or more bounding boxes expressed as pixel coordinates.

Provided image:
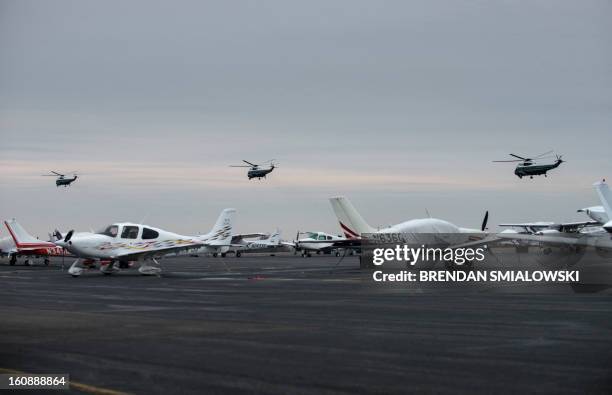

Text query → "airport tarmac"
[0,254,611,394]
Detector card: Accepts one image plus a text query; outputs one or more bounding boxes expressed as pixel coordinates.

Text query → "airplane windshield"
[97,225,119,237]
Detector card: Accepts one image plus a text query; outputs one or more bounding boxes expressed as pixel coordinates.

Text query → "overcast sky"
[1,0,611,238]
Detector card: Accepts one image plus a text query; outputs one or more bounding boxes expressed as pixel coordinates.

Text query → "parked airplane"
[238,229,286,256]
[1,219,67,266]
[291,231,347,257]
[330,196,488,238]
[55,208,236,277]
[577,205,609,224]
[498,181,612,248]
[320,197,491,267]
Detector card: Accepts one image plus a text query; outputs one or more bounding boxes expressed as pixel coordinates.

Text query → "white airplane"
[330,196,488,238]
[317,197,491,266]
[577,205,609,224]
[290,231,347,257]
[499,191,610,234]
[498,181,612,248]
[55,208,236,277]
[237,229,287,256]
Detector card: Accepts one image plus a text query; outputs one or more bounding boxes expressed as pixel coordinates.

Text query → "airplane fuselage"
[56,225,200,261]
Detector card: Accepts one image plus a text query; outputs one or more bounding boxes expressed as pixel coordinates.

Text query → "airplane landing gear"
[139,258,162,276]
[68,259,84,277]
[100,261,120,275]
[9,255,16,266]
[44,258,50,266]
[236,251,242,257]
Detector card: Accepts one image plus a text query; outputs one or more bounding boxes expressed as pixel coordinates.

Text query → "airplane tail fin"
[204,208,236,245]
[329,197,376,238]
[594,181,612,220]
[4,219,52,248]
[268,228,281,246]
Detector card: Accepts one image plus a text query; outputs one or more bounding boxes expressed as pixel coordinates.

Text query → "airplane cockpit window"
[97,225,119,238]
[121,226,140,239]
[307,232,317,239]
[142,227,159,240]
[327,236,333,240]
[318,235,327,240]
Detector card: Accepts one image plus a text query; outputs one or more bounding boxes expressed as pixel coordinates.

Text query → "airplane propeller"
[64,230,74,243]
[294,230,301,252]
[481,211,489,232]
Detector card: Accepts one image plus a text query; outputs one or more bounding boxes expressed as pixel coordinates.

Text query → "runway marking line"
[0,367,132,395]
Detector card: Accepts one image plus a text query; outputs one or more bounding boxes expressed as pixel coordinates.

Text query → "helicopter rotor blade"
[242,160,257,167]
[492,160,523,162]
[509,154,528,160]
[50,171,64,176]
[229,165,252,167]
[533,150,554,159]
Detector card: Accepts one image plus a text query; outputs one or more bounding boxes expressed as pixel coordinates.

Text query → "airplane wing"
[232,233,268,241]
[498,233,612,249]
[499,221,599,232]
[499,222,555,229]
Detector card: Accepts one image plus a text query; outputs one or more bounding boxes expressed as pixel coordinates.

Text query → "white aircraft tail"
[4,219,42,246]
[329,197,376,238]
[203,208,236,246]
[594,181,612,219]
[268,228,281,246]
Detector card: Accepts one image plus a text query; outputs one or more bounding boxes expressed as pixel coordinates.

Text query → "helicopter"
[230,160,277,180]
[493,151,564,179]
[42,170,79,187]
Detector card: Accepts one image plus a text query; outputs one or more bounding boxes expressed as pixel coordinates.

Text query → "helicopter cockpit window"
[142,227,159,240]
[121,226,140,239]
[98,225,119,238]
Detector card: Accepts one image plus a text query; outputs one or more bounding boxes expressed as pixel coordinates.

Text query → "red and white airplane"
[1,219,67,266]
